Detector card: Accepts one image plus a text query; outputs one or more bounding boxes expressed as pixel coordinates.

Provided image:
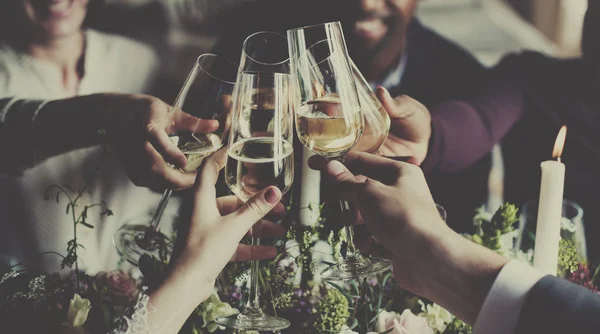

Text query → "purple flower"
[95,270,140,304]
[568,264,599,292]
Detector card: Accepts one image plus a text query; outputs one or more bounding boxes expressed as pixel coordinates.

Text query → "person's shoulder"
[495,50,556,71]
[409,19,485,76]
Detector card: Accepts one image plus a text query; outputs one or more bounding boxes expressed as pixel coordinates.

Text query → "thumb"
[231,186,282,231]
[376,86,416,119]
[323,160,368,203]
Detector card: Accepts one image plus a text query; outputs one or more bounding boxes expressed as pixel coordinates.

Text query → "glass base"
[320,254,392,281]
[215,310,290,331]
[114,224,172,266]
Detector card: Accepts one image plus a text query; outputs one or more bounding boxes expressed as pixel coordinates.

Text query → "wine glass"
[215,72,294,331]
[288,21,391,281]
[114,54,238,266]
[239,31,290,74]
[349,57,391,154]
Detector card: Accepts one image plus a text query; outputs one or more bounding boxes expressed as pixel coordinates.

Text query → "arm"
[311,152,600,332]
[421,83,525,173]
[0,93,215,189]
[112,149,285,333]
[514,275,600,334]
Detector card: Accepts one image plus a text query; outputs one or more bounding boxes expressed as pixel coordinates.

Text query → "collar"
[369,48,409,91]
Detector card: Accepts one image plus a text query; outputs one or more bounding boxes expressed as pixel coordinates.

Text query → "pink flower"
[376,309,434,334]
[95,270,140,304]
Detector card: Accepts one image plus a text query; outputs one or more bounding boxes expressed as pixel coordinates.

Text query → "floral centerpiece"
[1,154,597,334]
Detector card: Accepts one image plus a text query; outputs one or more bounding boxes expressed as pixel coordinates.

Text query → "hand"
[169,148,285,292]
[309,152,507,324]
[147,148,285,332]
[376,87,431,165]
[110,94,219,190]
[309,152,451,295]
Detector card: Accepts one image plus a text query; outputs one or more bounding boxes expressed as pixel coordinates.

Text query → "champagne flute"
[216,72,293,331]
[288,21,392,281]
[114,54,238,266]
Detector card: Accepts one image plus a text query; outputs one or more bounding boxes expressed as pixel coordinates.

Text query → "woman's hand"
[147,148,285,333]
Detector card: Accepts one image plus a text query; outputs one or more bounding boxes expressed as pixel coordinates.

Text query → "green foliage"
[313,288,351,334]
[472,204,519,252]
[445,317,473,334]
[558,239,579,276]
[42,145,112,272]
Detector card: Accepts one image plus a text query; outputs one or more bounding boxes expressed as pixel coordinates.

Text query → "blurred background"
[92,0,588,79]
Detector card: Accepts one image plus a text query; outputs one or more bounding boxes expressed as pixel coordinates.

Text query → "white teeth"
[49,0,71,13]
[355,19,384,31]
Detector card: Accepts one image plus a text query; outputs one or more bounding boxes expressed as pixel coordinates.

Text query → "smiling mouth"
[354,18,388,39]
[32,0,76,19]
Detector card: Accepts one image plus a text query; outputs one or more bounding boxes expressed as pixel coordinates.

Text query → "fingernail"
[381,87,392,100]
[327,160,346,175]
[265,187,281,204]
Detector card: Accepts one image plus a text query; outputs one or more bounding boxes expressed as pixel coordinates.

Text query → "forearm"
[420,230,508,325]
[421,84,524,173]
[144,250,216,333]
[147,262,214,333]
[0,93,137,172]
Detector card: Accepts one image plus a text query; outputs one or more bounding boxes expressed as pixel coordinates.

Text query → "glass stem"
[243,236,264,317]
[332,154,361,259]
[149,189,173,232]
[340,200,359,257]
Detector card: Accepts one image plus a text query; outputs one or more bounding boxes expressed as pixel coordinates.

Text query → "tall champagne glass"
[114,54,238,266]
[288,21,392,281]
[216,72,293,331]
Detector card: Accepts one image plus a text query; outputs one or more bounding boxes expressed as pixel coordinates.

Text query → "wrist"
[167,251,216,304]
[421,230,508,325]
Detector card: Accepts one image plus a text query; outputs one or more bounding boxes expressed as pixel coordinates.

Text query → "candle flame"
[552,125,567,159]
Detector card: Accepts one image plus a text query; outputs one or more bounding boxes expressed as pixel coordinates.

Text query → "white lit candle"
[533,126,567,276]
[299,146,321,226]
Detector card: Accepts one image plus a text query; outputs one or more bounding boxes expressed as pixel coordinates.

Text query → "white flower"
[66,294,92,328]
[201,293,239,333]
[338,325,359,334]
[418,301,453,333]
[376,309,434,334]
[337,325,377,334]
[497,230,518,256]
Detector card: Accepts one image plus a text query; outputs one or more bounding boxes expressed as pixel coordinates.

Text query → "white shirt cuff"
[473,260,545,334]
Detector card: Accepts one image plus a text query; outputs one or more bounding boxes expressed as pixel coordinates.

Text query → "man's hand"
[309,152,449,296]
[376,87,431,165]
[309,152,508,325]
[110,94,219,191]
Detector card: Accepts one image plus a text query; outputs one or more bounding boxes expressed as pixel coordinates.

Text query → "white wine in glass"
[216,72,293,331]
[114,54,238,266]
[226,137,294,200]
[296,96,361,157]
[288,21,392,281]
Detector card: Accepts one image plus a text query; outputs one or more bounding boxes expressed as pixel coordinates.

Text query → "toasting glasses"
[288,21,392,281]
[114,54,238,266]
[215,32,293,331]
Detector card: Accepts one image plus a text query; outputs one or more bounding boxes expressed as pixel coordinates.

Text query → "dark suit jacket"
[211,2,490,233]
[515,275,600,334]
